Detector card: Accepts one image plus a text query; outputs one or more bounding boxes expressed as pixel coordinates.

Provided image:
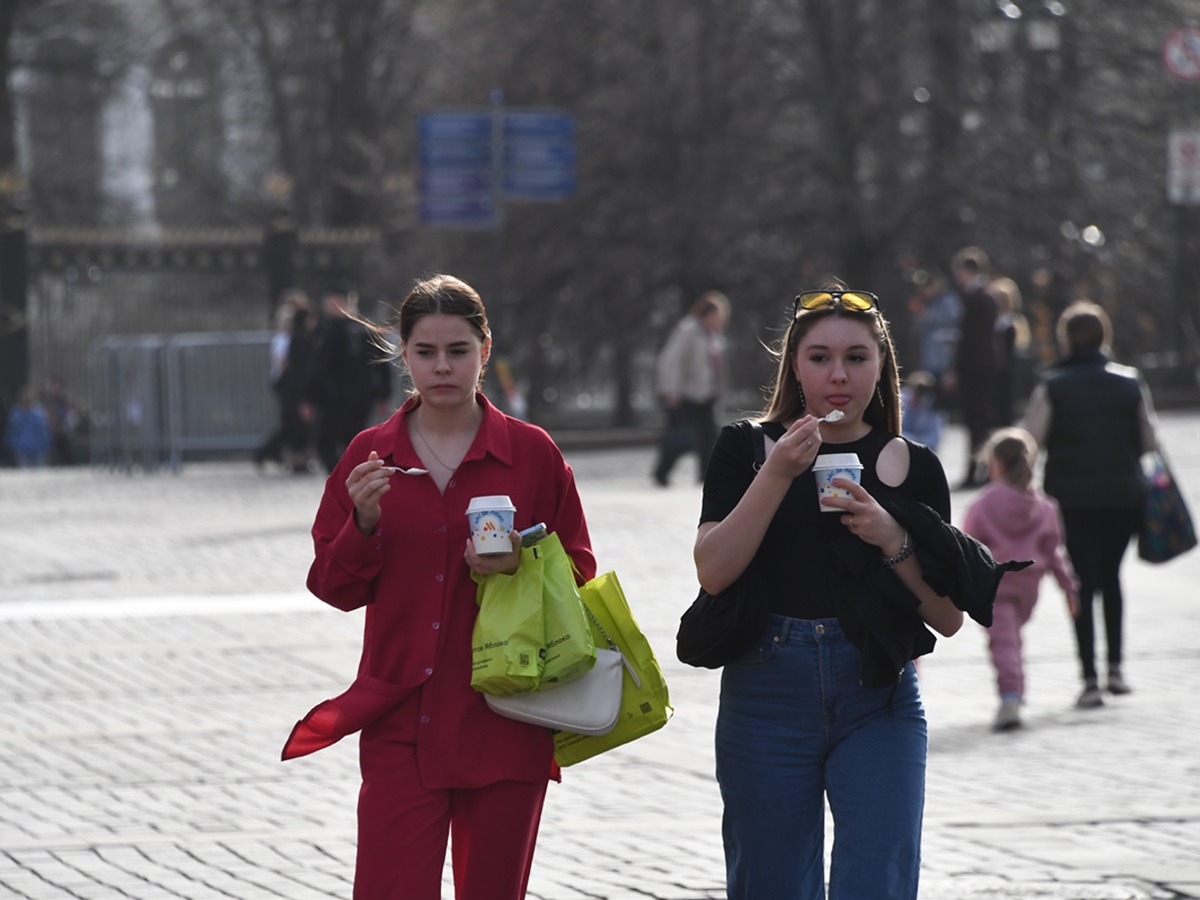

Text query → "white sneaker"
[993,698,1022,731]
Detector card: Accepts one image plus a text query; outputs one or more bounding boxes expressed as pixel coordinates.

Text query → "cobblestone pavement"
[2,417,1199,899]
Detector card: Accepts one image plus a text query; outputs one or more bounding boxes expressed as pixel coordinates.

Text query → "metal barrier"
[87,336,171,471]
[165,332,276,470]
[85,330,415,472]
[87,331,276,471]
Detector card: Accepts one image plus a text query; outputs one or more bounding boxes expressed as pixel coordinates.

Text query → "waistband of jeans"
[767,614,844,643]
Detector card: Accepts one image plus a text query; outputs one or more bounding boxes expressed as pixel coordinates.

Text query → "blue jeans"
[715,616,927,900]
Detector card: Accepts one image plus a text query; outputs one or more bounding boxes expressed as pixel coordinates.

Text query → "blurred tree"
[4,0,1198,424]
[213,0,424,229]
[149,35,223,226]
[0,0,18,182]
[0,0,25,412]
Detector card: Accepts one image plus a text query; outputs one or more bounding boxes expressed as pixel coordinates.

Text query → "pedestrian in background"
[281,274,596,900]
[900,370,942,450]
[41,375,80,466]
[947,247,999,488]
[279,302,318,472]
[988,276,1031,429]
[906,267,962,436]
[304,282,393,473]
[653,290,730,486]
[4,386,53,468]
[694,284,1011,900]
[1023,300,1158,709]
[255,288,312,470]
[961,427,1078,730]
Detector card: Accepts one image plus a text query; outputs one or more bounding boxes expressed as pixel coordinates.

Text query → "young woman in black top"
[694,287,967,900]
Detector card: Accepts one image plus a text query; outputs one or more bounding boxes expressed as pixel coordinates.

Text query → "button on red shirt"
[281,393,596,789]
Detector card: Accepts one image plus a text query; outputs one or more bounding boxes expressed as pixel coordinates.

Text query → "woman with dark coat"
[1023,300,1158,709]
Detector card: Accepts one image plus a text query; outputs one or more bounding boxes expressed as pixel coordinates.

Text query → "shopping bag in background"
[553,570,672,766]
[1138,451,1197,563]
[470,545,545,697]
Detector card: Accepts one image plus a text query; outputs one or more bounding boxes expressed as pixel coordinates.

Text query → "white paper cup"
[812,453,863,511]
[465,495,517,554]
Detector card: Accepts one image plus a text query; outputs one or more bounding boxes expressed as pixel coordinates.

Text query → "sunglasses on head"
[792,290,880,316]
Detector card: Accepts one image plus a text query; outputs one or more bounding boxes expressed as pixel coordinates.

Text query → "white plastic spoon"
[817,409,845,424]
[381,466,428,476]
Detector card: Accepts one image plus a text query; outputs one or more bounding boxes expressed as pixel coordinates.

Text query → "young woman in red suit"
[282,274,595,899]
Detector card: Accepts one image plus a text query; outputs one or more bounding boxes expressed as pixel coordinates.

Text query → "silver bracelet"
[881,531,913,568]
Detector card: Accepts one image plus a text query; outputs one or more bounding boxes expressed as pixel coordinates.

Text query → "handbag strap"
[746,420,766,471]
[580,601,641,688]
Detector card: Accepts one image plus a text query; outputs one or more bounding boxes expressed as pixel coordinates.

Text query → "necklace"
[413,419,460,471]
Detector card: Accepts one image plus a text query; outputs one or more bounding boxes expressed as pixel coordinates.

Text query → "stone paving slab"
[2,418,1200,898]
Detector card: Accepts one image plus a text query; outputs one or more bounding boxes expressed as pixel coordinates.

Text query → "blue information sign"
[418,108,576,227]
[418,111,497,228]
[419,113,491,139]
[502,111,575,200]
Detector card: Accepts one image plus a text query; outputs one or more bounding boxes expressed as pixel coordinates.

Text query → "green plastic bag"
[536,533,598,688]
[553,571,672,766]
[470,545,545,697]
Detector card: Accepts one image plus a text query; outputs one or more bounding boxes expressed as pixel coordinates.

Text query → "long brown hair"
[354,273,492,390]
[761,282,902,434]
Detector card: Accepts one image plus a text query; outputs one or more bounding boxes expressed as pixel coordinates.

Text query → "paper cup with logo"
[465,495,517,554]
[812,453,863,511]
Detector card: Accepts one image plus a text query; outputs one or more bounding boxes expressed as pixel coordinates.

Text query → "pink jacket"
[961,482,1077,605]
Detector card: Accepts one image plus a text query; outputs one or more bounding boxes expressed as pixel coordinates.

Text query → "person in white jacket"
[652,291,730,486]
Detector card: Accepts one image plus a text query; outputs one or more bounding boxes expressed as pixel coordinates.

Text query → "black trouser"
[315,398,372,473]
[654,399,718,484]
[1060,507,1140,682]
[958,373,996,482]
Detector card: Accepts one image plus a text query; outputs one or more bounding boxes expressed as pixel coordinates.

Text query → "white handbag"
[485,648,624,736]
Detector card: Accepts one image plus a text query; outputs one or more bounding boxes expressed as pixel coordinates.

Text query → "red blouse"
[281,393,595,789]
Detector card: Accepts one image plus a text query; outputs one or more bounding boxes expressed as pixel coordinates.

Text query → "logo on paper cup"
[817,468,860,497]
[469,511,511,542]
[813,453,863,510]
[466,495,516,553]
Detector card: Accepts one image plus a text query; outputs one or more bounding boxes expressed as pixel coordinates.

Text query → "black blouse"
[700,421,951,620]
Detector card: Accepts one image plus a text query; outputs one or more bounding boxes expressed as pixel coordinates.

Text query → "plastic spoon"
[381,466,428,476]
[817,409,845,424]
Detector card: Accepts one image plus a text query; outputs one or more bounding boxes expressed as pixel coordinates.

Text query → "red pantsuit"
[282,394,595,899]
[355,737,547,899]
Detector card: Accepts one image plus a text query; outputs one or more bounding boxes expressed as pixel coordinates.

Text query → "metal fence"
[86,329,419,472]
[88,331,275,471]
[165,332,279,470]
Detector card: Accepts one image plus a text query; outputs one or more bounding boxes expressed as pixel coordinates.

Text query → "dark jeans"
[1061,507,1140,682]
[654,399,717,484]
[716,616,926,899]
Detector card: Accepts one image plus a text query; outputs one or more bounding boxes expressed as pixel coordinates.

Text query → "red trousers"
[354,738,548,900]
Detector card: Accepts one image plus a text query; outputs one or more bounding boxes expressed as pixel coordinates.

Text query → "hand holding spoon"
[381,466,428,476]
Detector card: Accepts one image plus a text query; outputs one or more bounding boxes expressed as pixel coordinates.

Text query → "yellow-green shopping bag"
[553,570,672,766]
[470,545,545,697]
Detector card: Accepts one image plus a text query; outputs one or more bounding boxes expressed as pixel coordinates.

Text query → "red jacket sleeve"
[552,464,596,585]
[306,437,386,611]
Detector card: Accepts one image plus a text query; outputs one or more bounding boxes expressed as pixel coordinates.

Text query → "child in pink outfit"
[962,428,1079,730]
